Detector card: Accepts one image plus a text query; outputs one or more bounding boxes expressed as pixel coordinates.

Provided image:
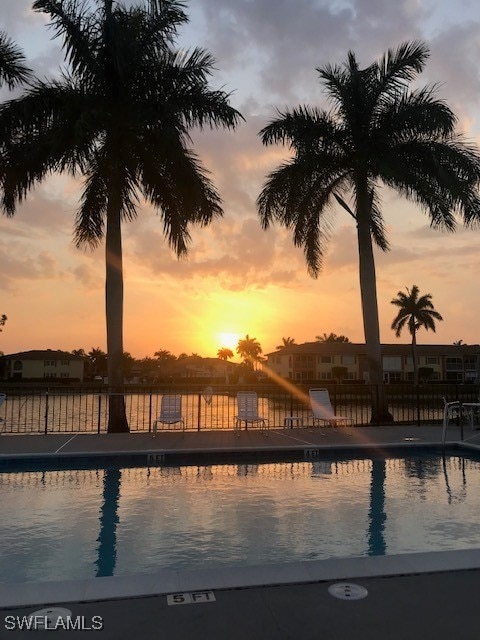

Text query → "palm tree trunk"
[412,328,418,386]
[105,197,129,433]
[356,179,393,424]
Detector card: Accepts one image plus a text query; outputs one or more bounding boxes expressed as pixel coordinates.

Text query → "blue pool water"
[1,452,480,584]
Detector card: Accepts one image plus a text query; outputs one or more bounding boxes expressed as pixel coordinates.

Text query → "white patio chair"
[152,395,185,436]
[234,392,269,437]
[442,396,480,441]
[309,388,353,430]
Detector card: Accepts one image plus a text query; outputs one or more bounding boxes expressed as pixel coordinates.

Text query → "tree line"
[2,2,479,432]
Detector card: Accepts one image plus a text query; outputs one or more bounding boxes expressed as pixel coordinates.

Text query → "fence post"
[197,393,202,432]
[44,390,49,435]
[416,384,420,426]
[148,393,152,433]
[97,394,102,434]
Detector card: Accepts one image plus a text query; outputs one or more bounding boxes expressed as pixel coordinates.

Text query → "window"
[446,358,462,371]
[446,371,463,381]
[389,372,402,382]
[346,371,355,380]
[60,372,69,378]
[320,356,331,363]
[320,371,332,380]
[383,356,402,371]
[60,360,70,366]
[301,371,314,380]
[426,356,439,365]
[341,355,355,365]
[43,360,57,367]
[43,372,57,379]
[13,360,22,371]
[464,357,476,370]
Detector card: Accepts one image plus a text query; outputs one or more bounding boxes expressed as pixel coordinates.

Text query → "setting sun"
[217,332,241,350]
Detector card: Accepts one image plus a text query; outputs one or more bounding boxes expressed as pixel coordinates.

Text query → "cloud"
[127,214,303,290]
[428,22,480,116]
[0,241,61,290]
[70,264,103,290]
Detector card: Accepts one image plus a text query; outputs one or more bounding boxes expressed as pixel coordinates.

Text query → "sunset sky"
[1,0,480,361]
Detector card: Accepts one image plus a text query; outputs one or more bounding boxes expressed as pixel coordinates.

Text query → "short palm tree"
[0,0,242,432]
[276,337,296,350]
[236,334,262,368]
[88,348,108,377]
[391,285,443,385]
[257,41,480,422]
[315,332,350,343]
[217,347,234,361]
[0,31,31,89]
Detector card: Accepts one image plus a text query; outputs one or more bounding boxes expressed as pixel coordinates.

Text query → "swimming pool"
[1,451,479,584]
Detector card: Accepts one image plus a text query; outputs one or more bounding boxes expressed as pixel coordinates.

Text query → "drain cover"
[27,607,72,630]
[328,583,368,600]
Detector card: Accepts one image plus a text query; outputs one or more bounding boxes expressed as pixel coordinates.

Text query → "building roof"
[267,342,480,357]
[4,350,85,361]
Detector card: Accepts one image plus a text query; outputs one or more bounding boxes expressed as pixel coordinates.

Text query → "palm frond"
[32,0,99,80]
[373,86,456,143]
[74,171,107,248]
[369,188,389,251]
[377,41,429,96]
[381,138,480,229]
[0,31,32,89]
[260,107,345,154]
[137,137,223,256]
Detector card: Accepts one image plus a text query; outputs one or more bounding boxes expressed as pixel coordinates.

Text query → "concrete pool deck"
[1,422,479,460]
[1,424,480,638]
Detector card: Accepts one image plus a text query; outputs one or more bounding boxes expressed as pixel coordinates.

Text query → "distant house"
[2,350,85,382]
[169,356,240,382]
[265,342,480,383]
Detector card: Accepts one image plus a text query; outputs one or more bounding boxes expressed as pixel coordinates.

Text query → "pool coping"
[2,437,480,609]
[2,548,480,609]
[1,438,479,469]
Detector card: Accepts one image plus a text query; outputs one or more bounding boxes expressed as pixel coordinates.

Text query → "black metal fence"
[0,383,479,434]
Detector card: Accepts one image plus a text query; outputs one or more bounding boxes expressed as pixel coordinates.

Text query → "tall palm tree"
[217,347,234,361]
[276,336,296,350]
[0,33,31,328]
[0,31,31,89]
[257,41,480,422]
[390,285,443,385]
[236,334,262,369]
[0,0,242,432]
[315,332,350,343]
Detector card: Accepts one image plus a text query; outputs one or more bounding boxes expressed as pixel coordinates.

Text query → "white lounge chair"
[309,388,353,429]
[152,395,185,436]
[234,392,269,436]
